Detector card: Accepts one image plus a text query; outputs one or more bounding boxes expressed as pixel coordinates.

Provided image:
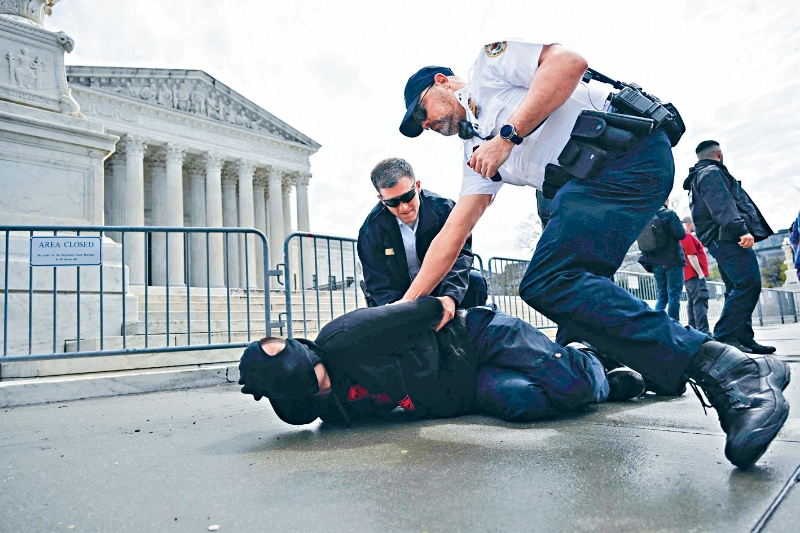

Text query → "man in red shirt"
[681,216,710,334]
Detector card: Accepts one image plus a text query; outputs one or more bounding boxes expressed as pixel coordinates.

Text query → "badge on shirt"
[484,41,507,58]
[385,248,394,256]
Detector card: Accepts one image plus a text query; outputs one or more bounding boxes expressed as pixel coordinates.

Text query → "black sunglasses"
[411,84,434,125]
[381,185,417,208]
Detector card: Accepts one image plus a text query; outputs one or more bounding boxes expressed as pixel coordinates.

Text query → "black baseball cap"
[238,338,326,425]
[399,65,454,138]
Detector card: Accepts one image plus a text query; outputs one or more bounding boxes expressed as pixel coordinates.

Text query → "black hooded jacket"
[306,298,479,424]
[682,160,773,247]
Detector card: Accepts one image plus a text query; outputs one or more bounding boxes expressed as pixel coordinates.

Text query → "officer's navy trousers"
[465,306,608,421]
[707,241,761,342]
[519,131,708,388]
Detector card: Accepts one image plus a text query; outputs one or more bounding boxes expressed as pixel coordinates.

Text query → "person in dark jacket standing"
[237,298,646,426]
[358,158,486,312]
[638,200,686,321]
[683,140,775,354]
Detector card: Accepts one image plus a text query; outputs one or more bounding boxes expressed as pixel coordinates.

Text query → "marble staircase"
[37,287,366,377]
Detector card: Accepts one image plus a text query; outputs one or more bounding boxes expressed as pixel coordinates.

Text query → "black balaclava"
[238,338,326,425]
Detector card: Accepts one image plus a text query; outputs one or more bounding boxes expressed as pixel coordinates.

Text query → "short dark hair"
[695,140,720,156]
[370,158,415,191]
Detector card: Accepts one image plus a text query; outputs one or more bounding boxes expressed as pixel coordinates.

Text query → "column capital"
[265,165,285,182]
[203,151,226,173]
[186,158,206,179]
[221,163,238,184]
[109,142,127,164]
[163,143,188,165]
[146,150,167,171]
[295,172,311,187]
[122,134,148,157]
[236,159,257,177]
[282,173,295,193]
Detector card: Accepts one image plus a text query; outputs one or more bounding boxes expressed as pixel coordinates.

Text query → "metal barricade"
[282,232,365,339]
[1,225,281,364]
[485,256,557,329]
[754,288,799,326]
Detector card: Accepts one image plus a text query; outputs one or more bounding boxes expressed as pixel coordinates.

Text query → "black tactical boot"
[686,341,791,469]
[607,368,646,401]
[739,338,777,355]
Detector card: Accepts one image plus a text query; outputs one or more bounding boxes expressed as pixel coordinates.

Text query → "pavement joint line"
[750,462,800,533]
[592,422,800,443]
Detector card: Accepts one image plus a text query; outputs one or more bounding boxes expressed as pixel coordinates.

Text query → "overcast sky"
[50,0,799,260]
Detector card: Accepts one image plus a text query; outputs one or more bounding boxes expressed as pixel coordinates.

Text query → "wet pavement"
[1,322,799,533]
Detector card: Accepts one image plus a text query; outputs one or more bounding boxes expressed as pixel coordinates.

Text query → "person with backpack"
[638,199,686,321]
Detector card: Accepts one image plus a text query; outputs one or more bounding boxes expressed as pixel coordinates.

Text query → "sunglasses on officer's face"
[381,184,417,208]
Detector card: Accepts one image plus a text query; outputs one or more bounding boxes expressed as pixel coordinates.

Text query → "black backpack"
[637,215,668,253]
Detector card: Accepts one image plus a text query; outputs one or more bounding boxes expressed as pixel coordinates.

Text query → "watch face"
[500,124,513,138]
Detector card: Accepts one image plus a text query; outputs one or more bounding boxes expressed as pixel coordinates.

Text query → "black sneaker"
[739,339,777,354]
[687,341,791,469]
[607,368,646,401]
[715,338,753,354]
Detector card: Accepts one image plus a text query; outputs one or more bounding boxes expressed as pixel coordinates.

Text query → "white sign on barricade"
[30,236,102,266]
[627,275,640,290]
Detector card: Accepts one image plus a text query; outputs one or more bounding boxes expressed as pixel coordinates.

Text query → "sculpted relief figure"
[174,82,190,111]
[125,81,138,98]
[225,101,238,124]
[206,93,221,119]
[10,48,39,89]
[236,109,250,127]
[157,83,172,107]
[190,86,206,115]
[140,83,156,102]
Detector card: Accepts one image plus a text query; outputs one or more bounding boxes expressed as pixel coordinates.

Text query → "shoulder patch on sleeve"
[484,41,507,58]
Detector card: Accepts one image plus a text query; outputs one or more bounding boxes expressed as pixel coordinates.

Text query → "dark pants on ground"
[708,241,760,342]
[459,270,489,309]
[519,131,708,389]
[465,306,608,421]
[684,277,710,334]
[653,264,684,321]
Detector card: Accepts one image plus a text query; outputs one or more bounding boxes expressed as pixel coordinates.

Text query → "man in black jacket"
[237,299,646,426]
[358,158,487,319]
[683,140,775,354]
[638,200,686,321]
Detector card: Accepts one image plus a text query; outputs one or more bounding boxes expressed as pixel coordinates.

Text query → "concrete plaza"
[1,323,799,533]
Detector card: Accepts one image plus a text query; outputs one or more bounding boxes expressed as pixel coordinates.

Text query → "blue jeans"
[652,265,684,321]
[707,241,761,341]
[519,131,708,389]
[465,306,608,422]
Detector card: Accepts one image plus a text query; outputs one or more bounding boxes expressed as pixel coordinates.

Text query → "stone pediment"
[65,66,319,149]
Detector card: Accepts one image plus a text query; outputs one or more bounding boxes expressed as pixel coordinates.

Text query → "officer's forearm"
[507,45,588,137]
[688,255,704,278]
[404,195,491,300]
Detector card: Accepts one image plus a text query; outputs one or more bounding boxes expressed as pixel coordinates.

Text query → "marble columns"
[267,167,285,286]
[253,170,268,289]
[186,159,207,286]
[147,151,168,285]
[106,143,127,243]
[121,134,148,285]
[221,164,241,288]
[295,172,311,233]
[237,159,257,289]
[281,174,294,239]
[203,152,226,288]
[164,143,187,286]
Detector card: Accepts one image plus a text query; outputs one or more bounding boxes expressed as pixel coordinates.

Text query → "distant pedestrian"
[638,199,686,321]
[790,211,800,280]
[683,140,775,354]
[680,216,710,334]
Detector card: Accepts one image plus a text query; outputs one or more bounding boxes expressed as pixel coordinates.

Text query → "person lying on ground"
[237,298,644,426]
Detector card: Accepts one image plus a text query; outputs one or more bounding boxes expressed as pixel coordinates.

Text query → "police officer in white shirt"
[394,40,790,470]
